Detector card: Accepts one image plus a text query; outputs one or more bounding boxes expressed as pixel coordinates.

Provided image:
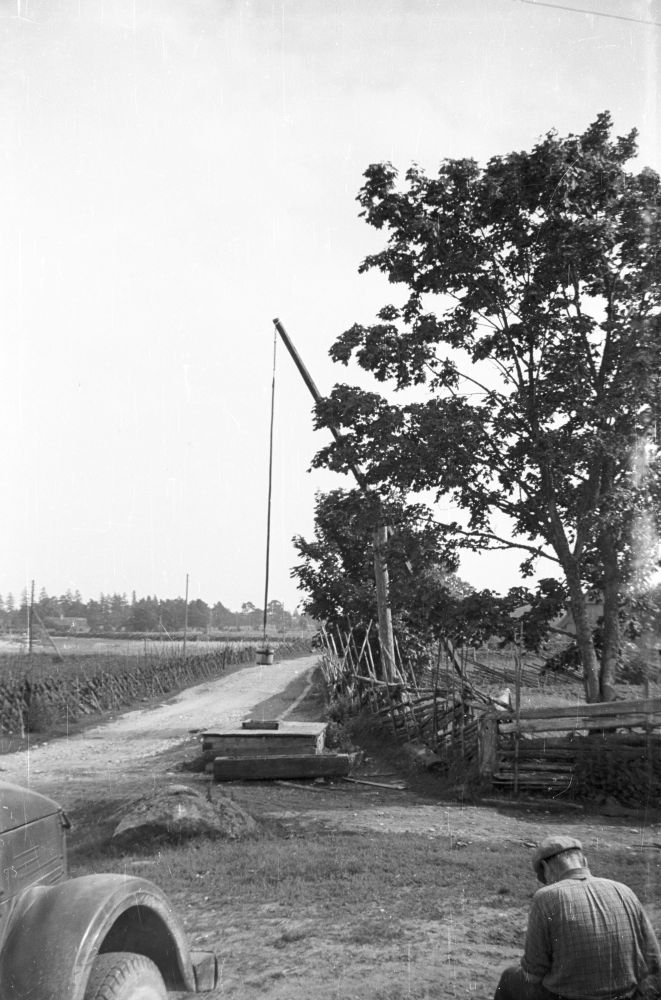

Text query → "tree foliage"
[312,113,661,701]
[292,488,567,665]
[293,488,461,660]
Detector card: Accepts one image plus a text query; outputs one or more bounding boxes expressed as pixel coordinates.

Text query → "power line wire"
[512,0,661,26]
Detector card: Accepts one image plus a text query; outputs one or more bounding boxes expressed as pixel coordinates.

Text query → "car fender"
[0,873,199,1000]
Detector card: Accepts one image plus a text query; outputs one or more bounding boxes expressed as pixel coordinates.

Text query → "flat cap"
[532,835,583,880]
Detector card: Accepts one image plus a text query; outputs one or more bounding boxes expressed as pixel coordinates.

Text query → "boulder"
[112,783,259,846]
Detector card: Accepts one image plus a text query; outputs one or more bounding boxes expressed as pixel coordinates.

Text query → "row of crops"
[0,638,312,735]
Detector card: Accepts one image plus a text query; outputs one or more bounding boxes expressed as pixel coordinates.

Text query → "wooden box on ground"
[202,722,327,757]
[213,752,351,782]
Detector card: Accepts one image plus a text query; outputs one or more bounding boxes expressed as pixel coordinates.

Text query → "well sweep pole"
[272,317,396,681]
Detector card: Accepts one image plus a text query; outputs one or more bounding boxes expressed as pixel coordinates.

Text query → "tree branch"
[442,526,560,563]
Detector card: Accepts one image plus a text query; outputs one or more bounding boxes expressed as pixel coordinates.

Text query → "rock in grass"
[112,783,259,846]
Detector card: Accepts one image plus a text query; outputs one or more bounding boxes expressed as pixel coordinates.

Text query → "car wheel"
[84,953,167,1000]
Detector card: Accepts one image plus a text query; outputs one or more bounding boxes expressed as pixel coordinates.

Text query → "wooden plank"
[499,747,577,760]
[500,713,661,735]
[478,709,498,778]
[503,733,660,751]
[242,720,279,730]
[202,722,327,755]
[498,697,661,723]
[213,753,351,782]
[274,780,328,792]
[341,776,407,790]
[204,722,327,737]
[203,735,323,756]
[496,760,574,773]
[492,772,574,786]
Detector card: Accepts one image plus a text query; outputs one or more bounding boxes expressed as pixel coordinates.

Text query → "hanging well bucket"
[256,645,274,666]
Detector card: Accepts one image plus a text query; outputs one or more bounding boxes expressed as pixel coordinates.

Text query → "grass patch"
[69,815,661,924]
[71,830,535,915]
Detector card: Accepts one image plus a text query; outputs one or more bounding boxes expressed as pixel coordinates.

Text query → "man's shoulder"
[588,876,639,899]
[557,875,642,907]
[533,874,635,901]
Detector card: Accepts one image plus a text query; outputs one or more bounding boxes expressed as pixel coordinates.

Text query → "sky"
[1,0,659,612]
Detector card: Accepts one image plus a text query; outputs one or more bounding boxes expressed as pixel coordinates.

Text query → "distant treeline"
[0,588,313,635]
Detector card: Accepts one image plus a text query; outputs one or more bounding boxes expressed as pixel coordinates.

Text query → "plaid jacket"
[521,869,661,1000]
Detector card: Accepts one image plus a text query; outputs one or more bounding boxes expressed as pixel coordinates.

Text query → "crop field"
[0,632,311,658]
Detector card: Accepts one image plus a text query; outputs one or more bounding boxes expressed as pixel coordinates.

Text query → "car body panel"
[0,781,63,835]
[0,781,217,998]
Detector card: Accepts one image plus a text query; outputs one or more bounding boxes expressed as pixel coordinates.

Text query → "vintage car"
[0,779,218,999]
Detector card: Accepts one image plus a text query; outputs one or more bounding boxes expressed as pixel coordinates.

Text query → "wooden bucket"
[256,646,274,666]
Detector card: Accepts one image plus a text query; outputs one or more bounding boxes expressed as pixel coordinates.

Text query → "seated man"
[494,835,661,1000]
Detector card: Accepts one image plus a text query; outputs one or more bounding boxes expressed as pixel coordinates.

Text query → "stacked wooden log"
[493,737,579,794]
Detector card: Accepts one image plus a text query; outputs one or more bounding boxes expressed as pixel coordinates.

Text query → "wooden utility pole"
[372,525,395,682]
[28,579,35,654]
[183,573,189,659]
[273,318,396,681]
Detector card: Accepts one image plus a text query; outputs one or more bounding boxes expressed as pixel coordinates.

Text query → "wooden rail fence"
[318,625,661,802]
[484,697,661,800]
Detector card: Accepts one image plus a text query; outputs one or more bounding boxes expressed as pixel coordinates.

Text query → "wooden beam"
[341,776,407,790]
[213,753,351,782]
[478,708,498,777]
[500,712,661,735]
[498,697,661,723]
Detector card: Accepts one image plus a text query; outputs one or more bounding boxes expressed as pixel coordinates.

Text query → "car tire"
[83,952,167,1000]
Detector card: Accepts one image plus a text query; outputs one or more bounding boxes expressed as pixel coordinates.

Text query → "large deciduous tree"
[313,113,661,702]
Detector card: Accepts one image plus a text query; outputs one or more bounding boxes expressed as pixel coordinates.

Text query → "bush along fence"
[0,638,311,735]
[318,626,661,803]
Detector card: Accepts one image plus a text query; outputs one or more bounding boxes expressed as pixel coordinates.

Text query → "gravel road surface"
[0,654,319,802]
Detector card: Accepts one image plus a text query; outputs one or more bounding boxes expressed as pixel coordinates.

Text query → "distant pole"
[28,580,35,654]
[262,329,277,648]
[183,573,189,659]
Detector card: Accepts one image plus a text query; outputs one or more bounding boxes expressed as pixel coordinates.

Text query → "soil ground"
[2,653,661,1000]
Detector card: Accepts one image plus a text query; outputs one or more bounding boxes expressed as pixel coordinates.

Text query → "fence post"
[478,707,498,779]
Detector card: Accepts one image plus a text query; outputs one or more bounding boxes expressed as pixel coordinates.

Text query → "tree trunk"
[563,563,601,702]
[599,533,621,702]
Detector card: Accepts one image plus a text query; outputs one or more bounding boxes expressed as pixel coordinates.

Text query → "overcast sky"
[1,0,659,611]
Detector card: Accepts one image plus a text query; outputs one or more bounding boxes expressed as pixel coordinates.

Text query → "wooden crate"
[202,721,327,757]
[213,752,350,782]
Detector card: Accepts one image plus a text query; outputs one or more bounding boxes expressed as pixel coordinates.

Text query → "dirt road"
[0,654,319,802]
